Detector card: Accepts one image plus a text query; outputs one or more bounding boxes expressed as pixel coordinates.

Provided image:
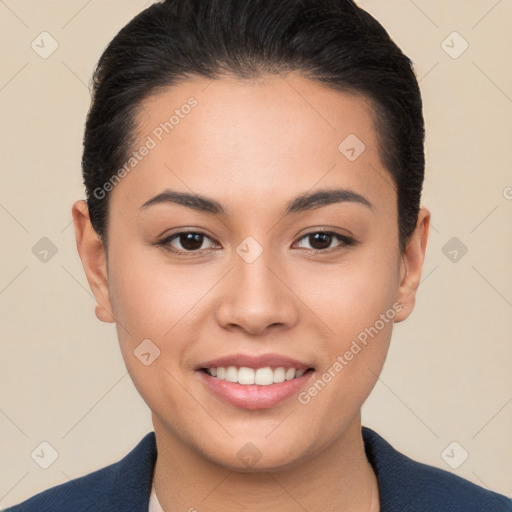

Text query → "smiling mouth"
[200,366,315,386]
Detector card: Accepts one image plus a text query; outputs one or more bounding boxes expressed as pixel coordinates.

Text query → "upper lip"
[197,353,314,371]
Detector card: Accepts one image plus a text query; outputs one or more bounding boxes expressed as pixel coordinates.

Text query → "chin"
[193,433,315,474]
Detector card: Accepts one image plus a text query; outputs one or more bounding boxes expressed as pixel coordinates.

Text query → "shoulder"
[362,426,512,512]
[4,432,157,512]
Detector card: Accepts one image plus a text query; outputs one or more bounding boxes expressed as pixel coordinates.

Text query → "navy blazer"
[6,427,512,511]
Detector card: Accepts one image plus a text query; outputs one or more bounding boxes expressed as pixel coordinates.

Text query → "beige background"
[1,0,511,507]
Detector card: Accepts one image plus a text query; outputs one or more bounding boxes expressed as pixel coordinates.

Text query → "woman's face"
[76,72,428,471]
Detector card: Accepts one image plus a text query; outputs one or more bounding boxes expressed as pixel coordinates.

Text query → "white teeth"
[255,367,274,386]
[206,366,308,385]
[285,368,296,381]
[238,367,255,385]
[273,367,286,383]
[225,366,238,383]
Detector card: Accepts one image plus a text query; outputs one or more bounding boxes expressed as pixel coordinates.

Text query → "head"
[73,0,429,471]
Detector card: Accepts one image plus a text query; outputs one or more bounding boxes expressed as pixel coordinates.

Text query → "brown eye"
[158,231,217,254]
[176,232,205,251]
[308,232,334,250]
[295,231,356,253]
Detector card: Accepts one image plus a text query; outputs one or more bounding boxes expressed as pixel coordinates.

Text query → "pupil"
[311,233,331,250]
[181,233,203,251]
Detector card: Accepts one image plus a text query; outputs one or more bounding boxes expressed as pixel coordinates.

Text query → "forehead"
[111,72,395,217]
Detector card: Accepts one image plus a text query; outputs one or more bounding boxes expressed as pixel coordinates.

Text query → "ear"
[394,207,430,323]
[71,200,115,323]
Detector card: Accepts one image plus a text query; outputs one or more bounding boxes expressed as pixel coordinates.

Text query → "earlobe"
[71,200,116,324]
[394,207,430,323]
[95,304,115,323]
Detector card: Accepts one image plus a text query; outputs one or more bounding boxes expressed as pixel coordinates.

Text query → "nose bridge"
[236,245,278,300]
[215,238,298,334]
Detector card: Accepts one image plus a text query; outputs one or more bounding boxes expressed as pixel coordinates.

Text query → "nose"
[215,248,299,336]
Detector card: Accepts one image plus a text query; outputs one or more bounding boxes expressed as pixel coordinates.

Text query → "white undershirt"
[148,484,164,512]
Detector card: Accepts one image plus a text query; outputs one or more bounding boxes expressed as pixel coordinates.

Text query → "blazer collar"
[110,432,157,511]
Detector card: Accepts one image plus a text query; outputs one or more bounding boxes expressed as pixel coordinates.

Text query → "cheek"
[299,240,399,401]
[305,244,400,337]
[107,246,207,336]
[105,248,201,414]
[106,245,226,391]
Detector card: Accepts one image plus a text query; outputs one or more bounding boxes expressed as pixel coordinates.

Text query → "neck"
[151,412,379,512]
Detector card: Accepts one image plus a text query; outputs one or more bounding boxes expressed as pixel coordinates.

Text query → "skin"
[72,71,429,512]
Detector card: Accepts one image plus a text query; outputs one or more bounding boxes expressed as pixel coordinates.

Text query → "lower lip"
[198,370,314,410]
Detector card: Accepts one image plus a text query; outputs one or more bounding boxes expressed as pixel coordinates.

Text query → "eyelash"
[155,229,357,256]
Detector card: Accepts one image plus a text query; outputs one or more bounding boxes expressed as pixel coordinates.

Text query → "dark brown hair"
[82,0,425,253]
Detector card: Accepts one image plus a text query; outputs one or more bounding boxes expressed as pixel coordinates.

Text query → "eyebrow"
[139,187,374,216]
